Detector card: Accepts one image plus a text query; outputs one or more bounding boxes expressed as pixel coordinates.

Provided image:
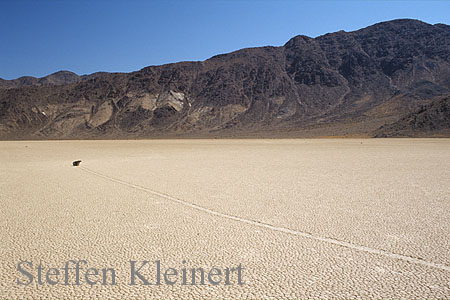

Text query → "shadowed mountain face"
[1,19,450,139]
[374,95,450,137]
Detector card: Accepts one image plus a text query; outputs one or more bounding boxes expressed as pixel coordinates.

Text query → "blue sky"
[1,0,450,79]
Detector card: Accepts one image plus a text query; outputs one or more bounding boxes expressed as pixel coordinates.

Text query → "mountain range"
[1,19,450,139]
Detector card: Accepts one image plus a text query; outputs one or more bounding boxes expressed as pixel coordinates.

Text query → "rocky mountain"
[0,71,81,89]
[1,19,450,139]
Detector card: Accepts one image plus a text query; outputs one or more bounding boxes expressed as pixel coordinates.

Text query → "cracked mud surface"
[1,139,449,299]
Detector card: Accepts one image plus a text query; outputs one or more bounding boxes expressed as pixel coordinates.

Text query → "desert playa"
[1,139,450,299]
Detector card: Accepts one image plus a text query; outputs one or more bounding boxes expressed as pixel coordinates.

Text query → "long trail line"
[80,166,450,273]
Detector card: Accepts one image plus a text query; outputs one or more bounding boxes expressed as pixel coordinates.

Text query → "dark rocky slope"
[1,19,450,139]
[374,94,450,137]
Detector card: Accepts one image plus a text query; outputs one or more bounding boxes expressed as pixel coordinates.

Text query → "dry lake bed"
[0,139,449,299]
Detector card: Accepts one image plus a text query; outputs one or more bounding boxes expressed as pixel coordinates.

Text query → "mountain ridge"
[1,18,450,139]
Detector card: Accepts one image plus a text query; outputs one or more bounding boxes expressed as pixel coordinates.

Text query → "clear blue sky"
[1,0,450,79]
